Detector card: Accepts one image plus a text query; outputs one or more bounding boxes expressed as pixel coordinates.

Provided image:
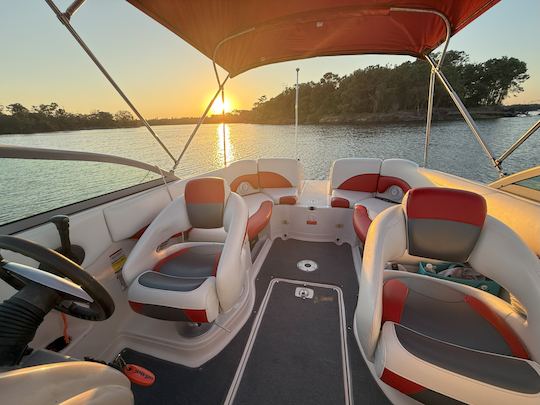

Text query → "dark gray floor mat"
[230,281,348,405]
[121,239,390,405]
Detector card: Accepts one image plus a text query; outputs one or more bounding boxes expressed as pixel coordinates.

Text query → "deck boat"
[1,1,540,404]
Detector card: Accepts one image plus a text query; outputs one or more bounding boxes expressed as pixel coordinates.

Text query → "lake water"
[1,116,539,225]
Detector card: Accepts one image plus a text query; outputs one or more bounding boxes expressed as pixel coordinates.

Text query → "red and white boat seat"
[122,177,249,323]
[353,159,433,243]
[355,187,540,404]
[258,158,302,205]
[223,159,273,241]
[329,158,382,208]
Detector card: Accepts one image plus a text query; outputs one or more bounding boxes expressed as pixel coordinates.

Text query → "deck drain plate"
[297,259,318,272]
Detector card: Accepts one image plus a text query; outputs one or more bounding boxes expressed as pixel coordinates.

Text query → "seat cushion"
[382,275,529,358]
[356,197,396,219]
[185,177,230,229]
[262,187,298,205]
[331,189,372,208]
[376,322,540,404]
[128,244,223,322]
[353,205,372,243]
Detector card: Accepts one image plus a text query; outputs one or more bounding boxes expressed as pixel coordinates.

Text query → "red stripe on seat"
[153,248,190,272]
[331,196,350,208]
[464,295,529,359]
[279,195,297,205]
[185,178,225,204]
[230,173,259,192]
[377,176,411,194]
[338,173,379,192]
[406,187,486,226]
[247,200,273,240]
[382,279,409,323]
[381,368,425,395]
[258,172,293,188]
[352,205,371,242]
[184,309,209,323]
[129,301,144,314]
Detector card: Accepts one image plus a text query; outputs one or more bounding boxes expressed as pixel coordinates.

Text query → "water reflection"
[216,123,235,165]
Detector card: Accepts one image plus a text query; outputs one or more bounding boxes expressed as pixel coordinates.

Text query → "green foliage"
[0,103,139,135]
[249,51,529,124]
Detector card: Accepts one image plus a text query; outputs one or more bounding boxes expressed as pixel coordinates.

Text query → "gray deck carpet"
[121,239,390,404]
[232,282,345,405]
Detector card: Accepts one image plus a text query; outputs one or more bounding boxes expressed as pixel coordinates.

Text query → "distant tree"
[7,103,29,115]
[114,110,135,122]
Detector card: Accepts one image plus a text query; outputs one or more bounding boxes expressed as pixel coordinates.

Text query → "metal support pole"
[295,68,300,160]
[426,55,504,176]
[172,75,229,170]
[64,0,86,20]
[222,88,227,167]
[44,0,178,166]
[424,70,436,167]
[496,119,540,165]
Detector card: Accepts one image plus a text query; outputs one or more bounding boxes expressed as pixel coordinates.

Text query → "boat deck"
[121,239,389,404]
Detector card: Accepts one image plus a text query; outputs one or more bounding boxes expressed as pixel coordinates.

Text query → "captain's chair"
[355,187,540,404]
[123,177,249,323]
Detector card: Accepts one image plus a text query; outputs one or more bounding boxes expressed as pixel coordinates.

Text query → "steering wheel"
[0,235,114,321]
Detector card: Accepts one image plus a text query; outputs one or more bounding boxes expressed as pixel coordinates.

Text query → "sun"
[211,96,233,115]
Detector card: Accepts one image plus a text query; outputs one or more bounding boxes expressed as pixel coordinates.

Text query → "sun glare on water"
[211,96,233,115]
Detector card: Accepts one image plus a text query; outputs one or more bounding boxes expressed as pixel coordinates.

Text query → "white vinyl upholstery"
[123,178,249,322]
[262,187,299,205]
[330,189,373,208]
[257,158,303,188]
[355,197,396,219]
[0,361,133,405]
[329,158,382,190]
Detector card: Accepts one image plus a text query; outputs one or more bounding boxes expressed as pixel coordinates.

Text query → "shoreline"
[1,105,538,136]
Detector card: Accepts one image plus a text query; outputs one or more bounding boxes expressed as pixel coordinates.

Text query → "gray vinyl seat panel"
[138,272,207,292]
[137,244,223,292]
[395,324,540,394]
[396,276,514,356]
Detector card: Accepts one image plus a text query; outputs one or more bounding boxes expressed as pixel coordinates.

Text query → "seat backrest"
[404,187,487,262]
[185,177,230,229]
[224,159,260,196]
[258,158,302,188]
[376,159,433,202]
[329,158,381,192]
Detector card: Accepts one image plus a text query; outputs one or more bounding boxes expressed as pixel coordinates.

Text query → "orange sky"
[1,1,539,118]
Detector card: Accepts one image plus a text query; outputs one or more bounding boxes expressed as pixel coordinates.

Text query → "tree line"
[243,51,530,124]
[0,103,138,135]
[0,50,530,133]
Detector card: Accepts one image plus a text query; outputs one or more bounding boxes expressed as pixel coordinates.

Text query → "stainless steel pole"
[295,68,300,159]
[222,88,227,167]
[424,70,436,167]
[496,118,540,165]
[426,55,504,176]
[44,0,178,166]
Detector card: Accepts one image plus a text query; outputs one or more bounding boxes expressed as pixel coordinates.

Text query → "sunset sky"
[1,1,539,118]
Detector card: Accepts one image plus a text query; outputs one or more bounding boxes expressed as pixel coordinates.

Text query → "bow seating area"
[221,158,303,242]
[328,158,433,243]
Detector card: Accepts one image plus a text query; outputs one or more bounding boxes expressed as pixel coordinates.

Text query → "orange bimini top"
[126,0,499,77]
